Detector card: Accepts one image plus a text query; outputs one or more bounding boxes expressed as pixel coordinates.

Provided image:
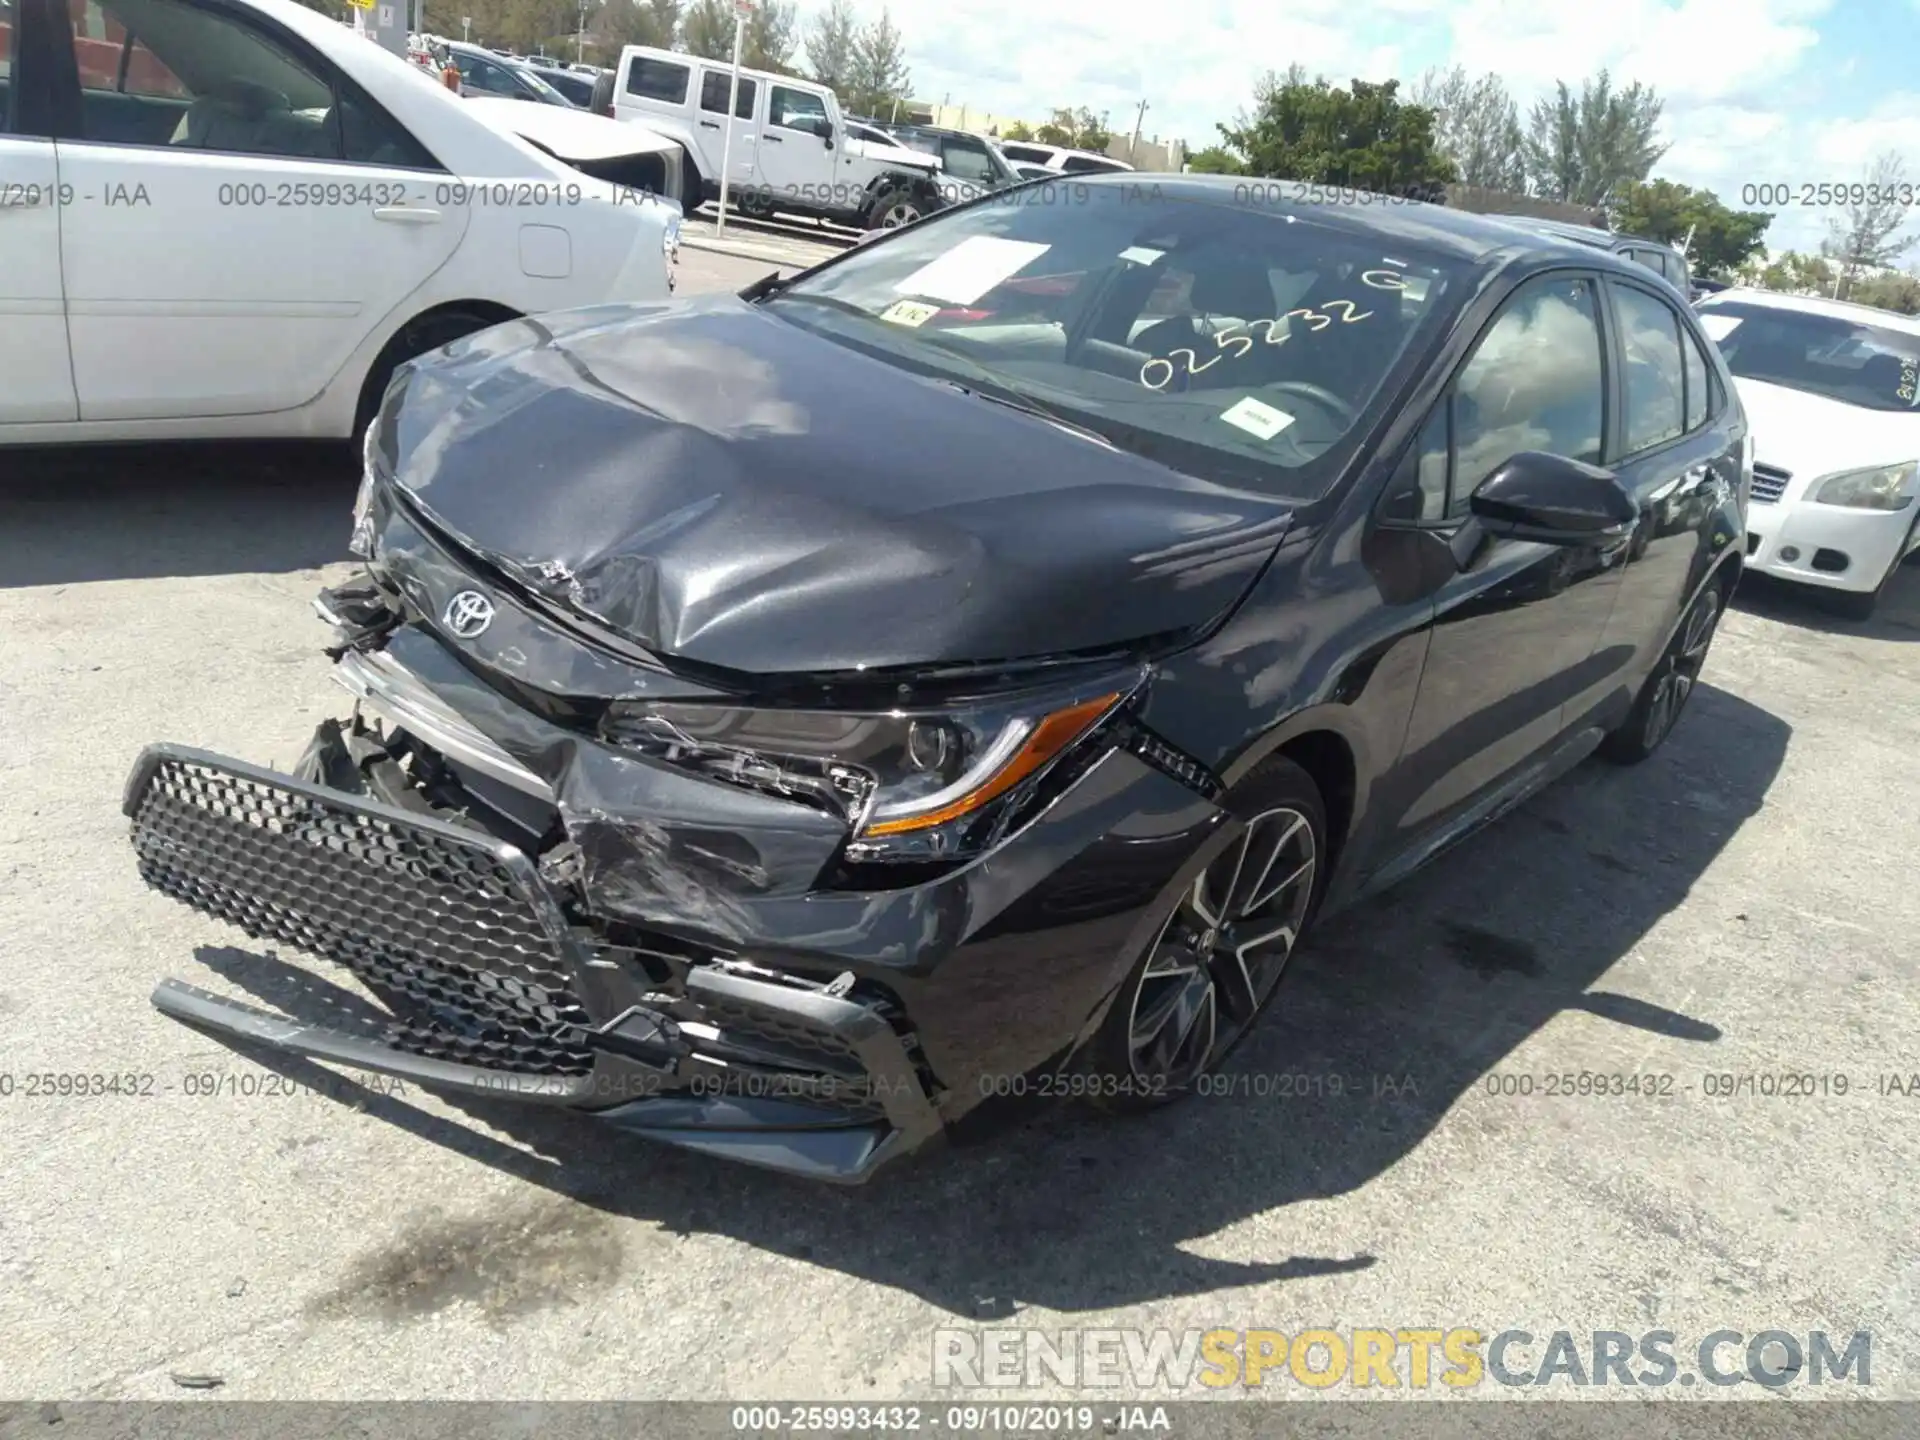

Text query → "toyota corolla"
[125,179,1749,1182]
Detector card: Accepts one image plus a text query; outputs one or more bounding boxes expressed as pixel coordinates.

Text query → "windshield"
[762,185,1464,495]
[516,66,573,104]
[1699,300,1920,413]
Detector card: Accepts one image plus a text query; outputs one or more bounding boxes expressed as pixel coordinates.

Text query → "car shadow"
[173,681,1787,1317]
[1730,558,1920,640]
[0,442,356,589]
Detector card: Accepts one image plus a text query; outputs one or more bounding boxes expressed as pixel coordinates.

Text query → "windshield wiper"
[940,380,1117,450]
[740,269,795,302]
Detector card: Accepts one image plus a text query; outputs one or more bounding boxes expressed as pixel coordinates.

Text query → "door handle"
[372,207,442,225]
[763,134,782,142]
[699,119,720,129]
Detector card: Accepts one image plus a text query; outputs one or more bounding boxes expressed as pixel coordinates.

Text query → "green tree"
[804,0,859,91]
[1614,178,1772,279]
[594,0,679,51]
[680,0,734,58]
[1034,107,1108,151]
[743,0,799,70]
[1186,144,1245,175]
[1002,120,1035,142]
[845,7,910,118]
[1823,152,1917,299]
[1216,74,1456,197]
[1741,249,1836,295]
[1411,65,1524,192]
[1848,270,1920,315]
[1522,70,1668,208]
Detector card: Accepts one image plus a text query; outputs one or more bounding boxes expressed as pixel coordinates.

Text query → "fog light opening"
[1779,545,1801,563]
[1811,548,1851,573]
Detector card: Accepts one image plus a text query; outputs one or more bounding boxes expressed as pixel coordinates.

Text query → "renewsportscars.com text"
[932,1327,1871,1390]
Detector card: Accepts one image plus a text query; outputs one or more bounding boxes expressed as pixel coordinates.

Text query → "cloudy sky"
[843,0,1920,255]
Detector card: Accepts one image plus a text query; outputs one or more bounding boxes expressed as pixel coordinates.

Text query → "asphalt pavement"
[1,248,1916,1403]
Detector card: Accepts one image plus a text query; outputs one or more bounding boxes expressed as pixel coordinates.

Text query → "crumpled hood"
[378,296,1295,676]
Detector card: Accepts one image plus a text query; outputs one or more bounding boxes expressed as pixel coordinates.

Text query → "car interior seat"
[1858,352,1906,397]
[168,78,310,154]
[1125,263,1284,389]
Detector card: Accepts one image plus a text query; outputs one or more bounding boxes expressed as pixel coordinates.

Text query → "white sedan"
[1696,289,1920,618]
[0,0,680,446]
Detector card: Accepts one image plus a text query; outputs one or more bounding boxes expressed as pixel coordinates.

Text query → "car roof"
[1489,215,1622,248]
[1065,173,1675,271]
[1698,287,1920,336]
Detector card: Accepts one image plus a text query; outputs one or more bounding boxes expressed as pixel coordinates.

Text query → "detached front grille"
[128,750,593,1076]
[1751,463,1791,503]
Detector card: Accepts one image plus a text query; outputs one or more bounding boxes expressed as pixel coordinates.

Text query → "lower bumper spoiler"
[126,741,942,1183]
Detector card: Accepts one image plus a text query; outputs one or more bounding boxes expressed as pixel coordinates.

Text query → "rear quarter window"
[625,56,688,102]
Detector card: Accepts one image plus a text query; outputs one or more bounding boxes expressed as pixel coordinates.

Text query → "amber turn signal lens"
[860,692,1123,837]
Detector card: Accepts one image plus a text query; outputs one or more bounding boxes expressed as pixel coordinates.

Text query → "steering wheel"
[1262,379,1357,428]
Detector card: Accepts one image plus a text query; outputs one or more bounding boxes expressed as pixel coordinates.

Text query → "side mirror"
[1468,451,1638,546]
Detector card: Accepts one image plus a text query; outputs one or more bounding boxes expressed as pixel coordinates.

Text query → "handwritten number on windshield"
[1900,358,1917,405]
[1138,291,1383,392]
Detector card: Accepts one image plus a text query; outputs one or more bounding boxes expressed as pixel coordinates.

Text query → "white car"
[463,96,686,216]
[0,0,680,446]
[843,120,941,175]
[1695,289,1920,618]
[995,140,1134,175]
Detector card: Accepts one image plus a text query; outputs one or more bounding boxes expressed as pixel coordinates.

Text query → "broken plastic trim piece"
[330,648,555,802]
[150,979,597,1103]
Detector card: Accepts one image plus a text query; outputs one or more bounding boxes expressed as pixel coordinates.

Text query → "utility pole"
[1128,99,1148,166]
[715,0,753,233]
[576,0,585,61]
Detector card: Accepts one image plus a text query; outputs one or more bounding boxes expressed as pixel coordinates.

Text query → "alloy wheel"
[877,200,922,228]
[1125,805,1318,1088]
[1643,586,1721,749]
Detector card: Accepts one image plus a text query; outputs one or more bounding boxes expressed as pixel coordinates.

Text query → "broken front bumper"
[124,744,941,1182]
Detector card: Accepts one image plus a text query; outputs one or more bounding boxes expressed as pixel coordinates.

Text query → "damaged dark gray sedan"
[127,177,1749,1181]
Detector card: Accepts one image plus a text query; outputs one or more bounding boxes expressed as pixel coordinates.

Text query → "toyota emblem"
[443,590,495,639]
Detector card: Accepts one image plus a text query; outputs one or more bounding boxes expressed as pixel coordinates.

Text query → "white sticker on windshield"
[880,299,942,328]
[894,236,1053,306]
[1698,314,1743,341]
[1219,396,1295,441]
[1119,246,1165,267]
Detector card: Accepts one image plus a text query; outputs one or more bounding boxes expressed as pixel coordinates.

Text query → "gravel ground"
[1,249,1916,1404]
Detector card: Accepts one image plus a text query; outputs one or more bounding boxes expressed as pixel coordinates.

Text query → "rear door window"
[625,55,688,102]
[1613,282,1687,453]
[700,68,754,119]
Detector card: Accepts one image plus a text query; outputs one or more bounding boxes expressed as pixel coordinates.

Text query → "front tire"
[1599,574,1726,764]
[1082,755,1327,1114]
[865,186,929,231]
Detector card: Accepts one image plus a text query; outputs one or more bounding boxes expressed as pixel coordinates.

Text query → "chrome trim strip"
[331,649,556,802]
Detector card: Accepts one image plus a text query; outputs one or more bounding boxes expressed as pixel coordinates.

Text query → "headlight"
[1811,460,1918,511]
[598,673,1140,864]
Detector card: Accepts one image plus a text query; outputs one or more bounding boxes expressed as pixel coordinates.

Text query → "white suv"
[1696,289,1920,618]
[0,0,679,445]
[610,45,944,230]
